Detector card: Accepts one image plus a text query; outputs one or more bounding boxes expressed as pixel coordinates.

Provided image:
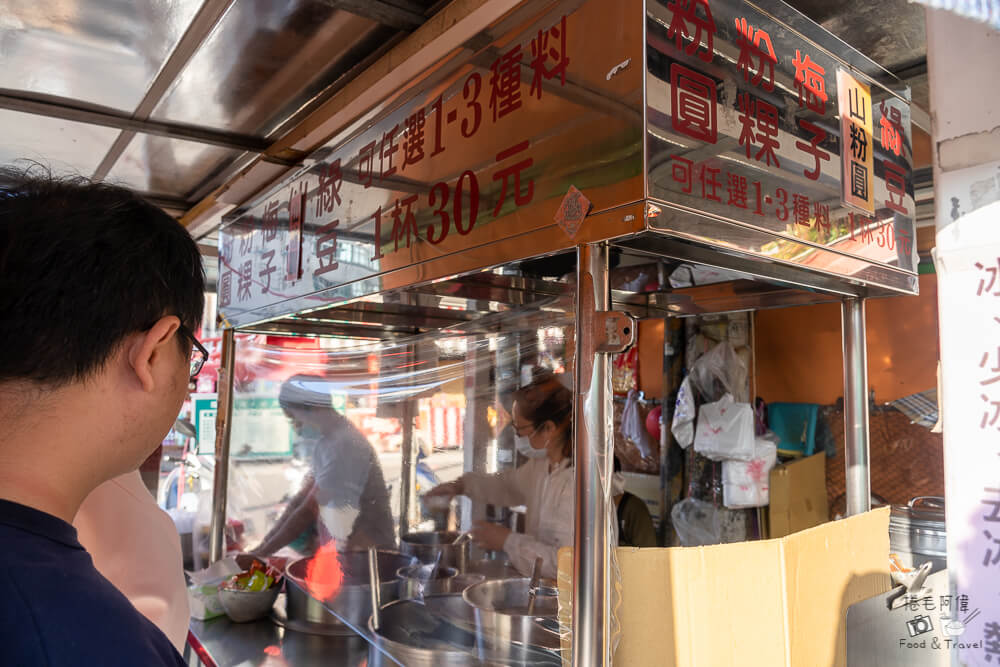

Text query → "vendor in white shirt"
[426,372,574,579]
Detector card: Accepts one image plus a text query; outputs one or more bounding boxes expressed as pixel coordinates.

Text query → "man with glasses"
[0,169,204,665]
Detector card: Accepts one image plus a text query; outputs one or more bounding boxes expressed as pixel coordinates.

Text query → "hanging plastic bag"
[670,497,723,546]
[688,342,747,403]
[671,377,696,449]
[620,389,655,459]
[693,393,755,461]
[722,436,778,509]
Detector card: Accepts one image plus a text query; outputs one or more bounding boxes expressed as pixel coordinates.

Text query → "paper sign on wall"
[837,69,875,215]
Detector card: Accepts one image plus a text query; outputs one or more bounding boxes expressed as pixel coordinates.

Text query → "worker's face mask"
[295,422,323,441]
[515,434,548,459]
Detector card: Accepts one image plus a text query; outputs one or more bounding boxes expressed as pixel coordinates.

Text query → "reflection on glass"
[252,374,395,556]
[220,303,574,664]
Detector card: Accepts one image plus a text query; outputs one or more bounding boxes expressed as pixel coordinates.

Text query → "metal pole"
[572,242,612,667]
[842,298,871,516]
[398,396,417,537]
[209,328,236,563]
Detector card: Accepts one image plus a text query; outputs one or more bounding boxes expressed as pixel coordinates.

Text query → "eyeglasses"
[179,324,209,380]
[512,421,537,438]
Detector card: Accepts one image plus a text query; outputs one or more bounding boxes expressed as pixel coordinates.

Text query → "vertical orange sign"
[837,69,874,215]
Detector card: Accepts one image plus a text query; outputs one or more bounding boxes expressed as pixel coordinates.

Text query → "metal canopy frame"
[0,0,436,205]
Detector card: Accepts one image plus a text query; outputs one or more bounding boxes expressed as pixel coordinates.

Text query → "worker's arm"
[252,475,318,556]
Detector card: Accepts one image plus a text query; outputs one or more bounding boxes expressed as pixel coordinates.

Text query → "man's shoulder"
[0,533,185,666]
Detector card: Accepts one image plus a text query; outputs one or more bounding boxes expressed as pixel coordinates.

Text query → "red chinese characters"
[979,348,1000,387]
[791,50,827,114]
[390,195,420,252]
[664,0,715,63]
[813,202,831,234]
[402,112,426,170]
[490,45,523,121]
[737,93,780,167]
[358,141,376,188]
[727,173,748,208]
[976,259,1000,297]
[262,199,280,242]
[883,159,908,216]
[237,260,253,302]
[795,120,830,181]
[315,220,340,277]
[879,100,904,157]
[315,160,342,216]
[530,16,570,99]
[493,141,534,217]
[734,17,776,92]
[700,165,722,202]
[380,126,399,180]
[671,63,717,144]
[670,156,694,194]
[219,271,232,308]
[259,250,276,293]
[792,194,811,227]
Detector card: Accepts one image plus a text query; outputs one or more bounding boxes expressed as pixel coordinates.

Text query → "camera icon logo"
[907,615,934,638]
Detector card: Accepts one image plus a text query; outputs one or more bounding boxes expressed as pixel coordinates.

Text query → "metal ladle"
[526,557,544,615]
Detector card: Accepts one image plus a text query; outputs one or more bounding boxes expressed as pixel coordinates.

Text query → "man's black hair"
[0,167,205,385]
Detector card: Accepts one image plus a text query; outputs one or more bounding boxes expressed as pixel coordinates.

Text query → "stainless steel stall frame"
[209,0,920,663]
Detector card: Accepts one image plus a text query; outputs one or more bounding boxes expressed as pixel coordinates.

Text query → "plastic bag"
[620,389,655,459]
[671,377,696,449]
[670,497,723,546]
[689,342,747,403]
[722,436,778,509]
[693,394,755,461]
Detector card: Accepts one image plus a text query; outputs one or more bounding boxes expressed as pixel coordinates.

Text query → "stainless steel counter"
[188,595,371,667]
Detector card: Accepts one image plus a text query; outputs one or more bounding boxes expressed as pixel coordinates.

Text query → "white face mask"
[611,472,626,496]
[515,434,548,459]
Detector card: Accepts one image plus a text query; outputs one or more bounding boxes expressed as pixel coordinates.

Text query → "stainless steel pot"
[400,531,470,571]
[367,595,562,666]
[397,564,459,600]
[465,558,521,580]
[284,550,414,635]
[367,597,482,666]
[889,496,947,574]
[462,577,562,660]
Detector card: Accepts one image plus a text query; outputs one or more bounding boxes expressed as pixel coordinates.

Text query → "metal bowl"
[217,583,281,623]
[284,550,414,635]
[367,597,480,666]
[400,531,470,571]
[397,564,459,600]
[463,577,562,655]
[465,558,522,580]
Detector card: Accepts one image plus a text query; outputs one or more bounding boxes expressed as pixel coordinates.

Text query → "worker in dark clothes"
[614,457,658,548]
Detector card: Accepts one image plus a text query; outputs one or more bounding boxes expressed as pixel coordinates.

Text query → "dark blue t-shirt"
[0,498,185,666]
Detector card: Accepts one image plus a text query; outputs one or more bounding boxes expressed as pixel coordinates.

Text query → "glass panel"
[0,109,120,175]
[149,1,387,136]
[0,0,203,111]
[223,297,574,665]
[105,134,239,197]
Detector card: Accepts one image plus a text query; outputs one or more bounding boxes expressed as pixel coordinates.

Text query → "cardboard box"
[768,452,828,538]
[558,507,891,666]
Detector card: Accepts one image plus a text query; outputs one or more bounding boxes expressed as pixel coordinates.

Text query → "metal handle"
[909,496,945,510]
[368,547,381,631]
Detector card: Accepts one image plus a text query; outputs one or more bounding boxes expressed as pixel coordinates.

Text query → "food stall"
[195,0,916,664]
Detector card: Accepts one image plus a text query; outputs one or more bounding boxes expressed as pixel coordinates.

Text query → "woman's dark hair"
[512,369,573,458]
[0,167,204,385]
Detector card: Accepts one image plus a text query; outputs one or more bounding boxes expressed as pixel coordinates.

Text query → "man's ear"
[128,316,181,393]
